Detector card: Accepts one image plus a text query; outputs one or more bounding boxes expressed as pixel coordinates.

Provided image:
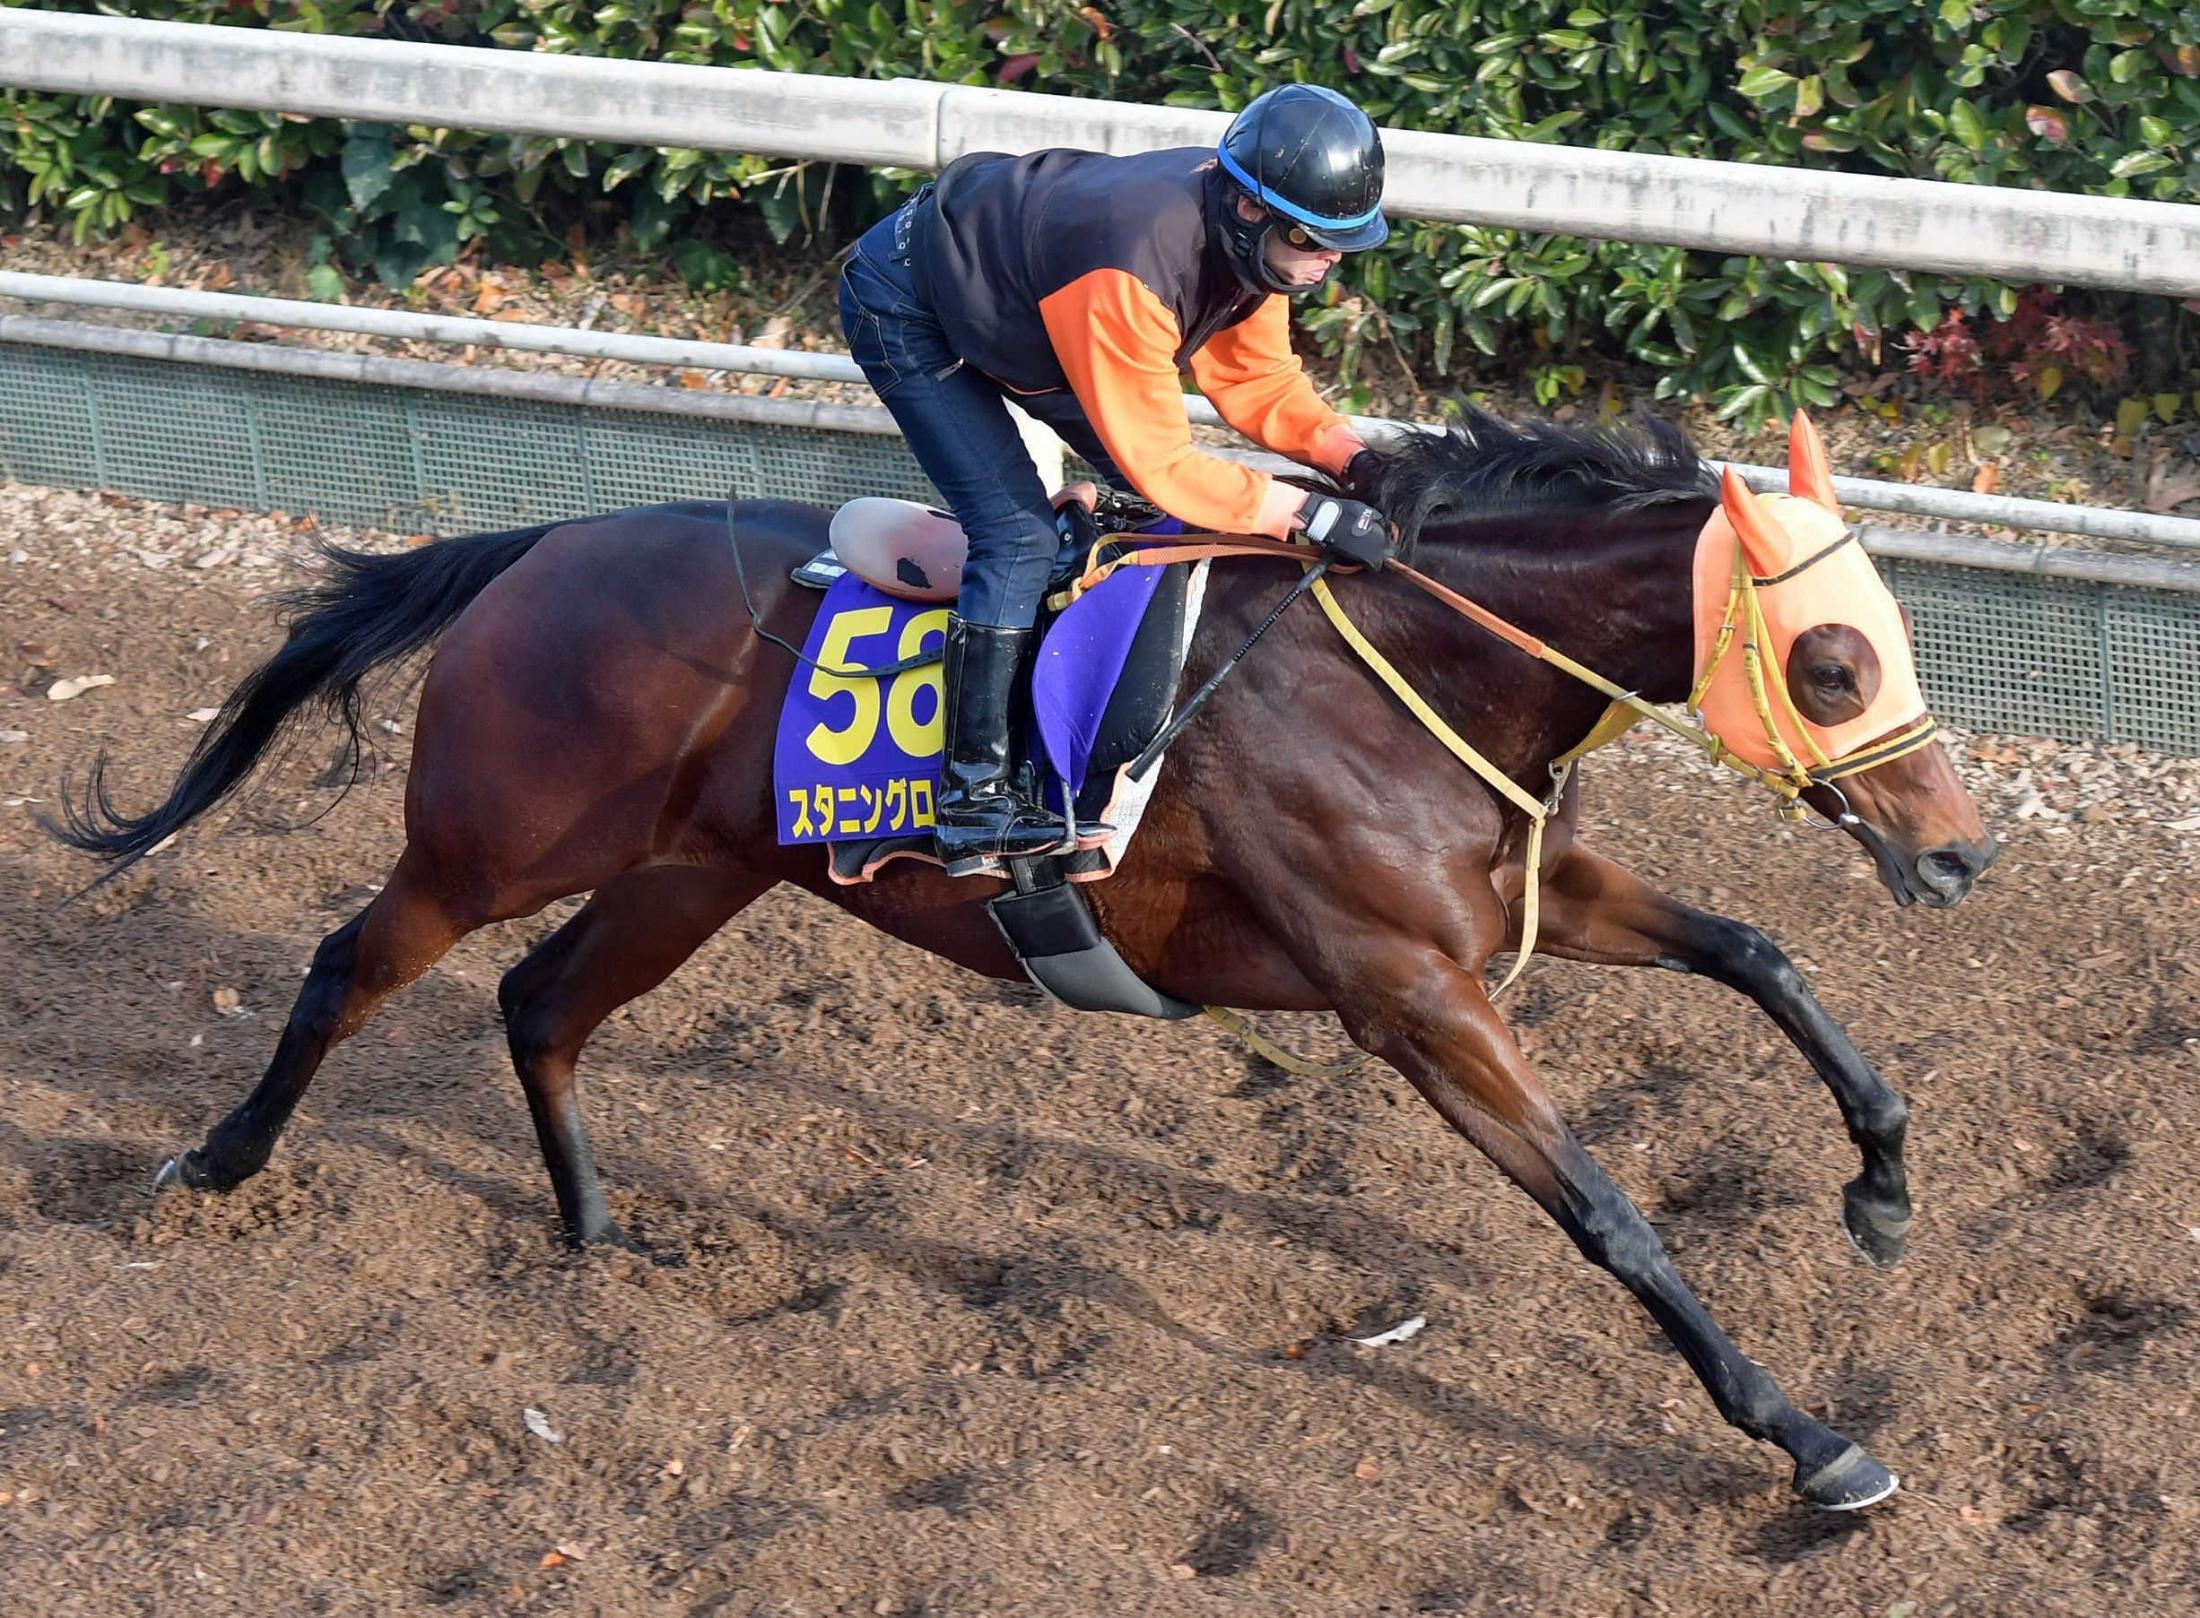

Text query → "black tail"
[44,521,557,882]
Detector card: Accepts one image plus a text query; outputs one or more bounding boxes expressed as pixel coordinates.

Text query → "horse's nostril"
[1918,848,1974,890]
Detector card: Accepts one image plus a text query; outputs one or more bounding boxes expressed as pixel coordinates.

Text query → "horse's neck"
[1400,504,1705,761]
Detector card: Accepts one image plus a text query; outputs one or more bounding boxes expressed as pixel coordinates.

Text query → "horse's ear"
[1719,464,1786,576]
[1789,410,1839,511]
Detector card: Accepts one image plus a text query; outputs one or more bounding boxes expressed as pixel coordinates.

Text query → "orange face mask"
[1689,414,1934,783]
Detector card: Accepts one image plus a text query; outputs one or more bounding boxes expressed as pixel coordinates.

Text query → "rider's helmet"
[1211,83,1388,296]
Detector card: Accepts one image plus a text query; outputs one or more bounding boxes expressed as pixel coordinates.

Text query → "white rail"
[8,313,2199,596]
[5,11,2199,296]
[6,272,2196,553]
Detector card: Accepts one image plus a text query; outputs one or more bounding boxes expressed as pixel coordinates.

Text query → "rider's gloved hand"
[1341,448,1385,502]
[1295,490,1396,572]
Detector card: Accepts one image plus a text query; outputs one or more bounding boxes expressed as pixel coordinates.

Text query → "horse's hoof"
[153,1148,209,1195]
[570,1219,685,1268]
[1795,1443,1899,1511]
[1841,1187,1910,1269]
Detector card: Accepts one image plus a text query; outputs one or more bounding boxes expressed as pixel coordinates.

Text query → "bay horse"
[48,408,1994,1511]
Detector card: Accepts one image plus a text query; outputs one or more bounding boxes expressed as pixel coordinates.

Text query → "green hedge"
[6,1,2196,425]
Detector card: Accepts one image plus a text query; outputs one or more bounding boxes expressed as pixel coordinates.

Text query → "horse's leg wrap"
[1686,916,1913,1267]
[1533,847,1913,1267]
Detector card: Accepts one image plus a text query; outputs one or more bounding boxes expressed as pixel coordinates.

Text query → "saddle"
[775,492,1205,1020]
[784,495,1198,870]
[810,490,1148,607]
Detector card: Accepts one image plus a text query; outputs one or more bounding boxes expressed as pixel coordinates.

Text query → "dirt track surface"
[3,485,2198,1617]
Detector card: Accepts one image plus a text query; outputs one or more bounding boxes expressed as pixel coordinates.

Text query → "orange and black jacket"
[908,147,1364,539]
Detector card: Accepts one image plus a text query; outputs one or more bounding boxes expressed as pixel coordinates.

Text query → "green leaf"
[1949,99,1988,150]
[1715,383,1774,421]
[341,126,396,214]
[1736,65,1796,102]
[2111,150,2174,178]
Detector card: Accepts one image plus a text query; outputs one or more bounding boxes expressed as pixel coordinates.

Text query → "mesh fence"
[4,339,2196,753]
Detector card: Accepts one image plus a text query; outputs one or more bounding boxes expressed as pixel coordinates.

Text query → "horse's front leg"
[1527,844,1911,1265]
[1336,940,1897,1510]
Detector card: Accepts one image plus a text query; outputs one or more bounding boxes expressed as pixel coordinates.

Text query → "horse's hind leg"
[1531,844,1912,1267]
[496,865,773,1248]
[159,847,477,1194]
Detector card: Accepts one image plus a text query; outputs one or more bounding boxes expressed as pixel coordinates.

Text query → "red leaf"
[2024,105,2070,143]
[998,53,1040,84]
[2045,69,2093,104]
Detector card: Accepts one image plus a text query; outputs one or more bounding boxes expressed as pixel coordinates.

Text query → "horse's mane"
[1363,405,1716,553]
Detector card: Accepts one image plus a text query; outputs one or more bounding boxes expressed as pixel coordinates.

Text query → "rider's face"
[1234,195,1344,287]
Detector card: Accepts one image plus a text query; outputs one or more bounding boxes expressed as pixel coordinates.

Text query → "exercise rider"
[836,84,1397,873]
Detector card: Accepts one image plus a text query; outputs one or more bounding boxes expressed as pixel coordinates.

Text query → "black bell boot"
[933,616,1070,874]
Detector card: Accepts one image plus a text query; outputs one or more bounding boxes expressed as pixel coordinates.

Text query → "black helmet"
[1212,84,1388,295]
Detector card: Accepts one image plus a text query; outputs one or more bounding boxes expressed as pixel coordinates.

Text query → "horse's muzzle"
[1910,836,1998,907]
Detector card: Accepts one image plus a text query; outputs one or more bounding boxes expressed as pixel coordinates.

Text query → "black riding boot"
[933,617,1069,873]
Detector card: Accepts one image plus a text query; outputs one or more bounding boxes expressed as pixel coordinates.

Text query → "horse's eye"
[1813,663,1852,690]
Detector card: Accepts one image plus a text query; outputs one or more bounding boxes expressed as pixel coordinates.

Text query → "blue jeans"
[838,198,1090,630]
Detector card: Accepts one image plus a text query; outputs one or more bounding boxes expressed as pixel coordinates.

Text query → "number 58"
[805,607,949,766]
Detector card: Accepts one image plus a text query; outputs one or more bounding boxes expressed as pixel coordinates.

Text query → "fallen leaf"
[187,708,221,724]
[1354,1458,1381,1482]
[523,1407,563,1444]
[539,1551,565,1570]
[46,674,116,702]
[211,987,241,1014]
[2143,452,2200,513]
[1351,1315,1427,1348]
[1972,424,2012,456]
[18,641,54,665]
[1972,463,2000,494]
[0,730,26,745]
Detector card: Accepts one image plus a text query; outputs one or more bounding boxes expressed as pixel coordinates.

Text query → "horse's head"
[1691,414,1997,909]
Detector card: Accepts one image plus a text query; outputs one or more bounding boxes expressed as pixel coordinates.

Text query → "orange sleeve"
[1189,295,1364,475]
[1039,268,1305,539]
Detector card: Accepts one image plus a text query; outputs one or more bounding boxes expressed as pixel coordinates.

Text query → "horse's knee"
[1856,1090,1908,1149]
[286,913,367,1040]
[496,964,557,1061]
[1700,918,1800,993]
[1573,1182,1668,1283]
